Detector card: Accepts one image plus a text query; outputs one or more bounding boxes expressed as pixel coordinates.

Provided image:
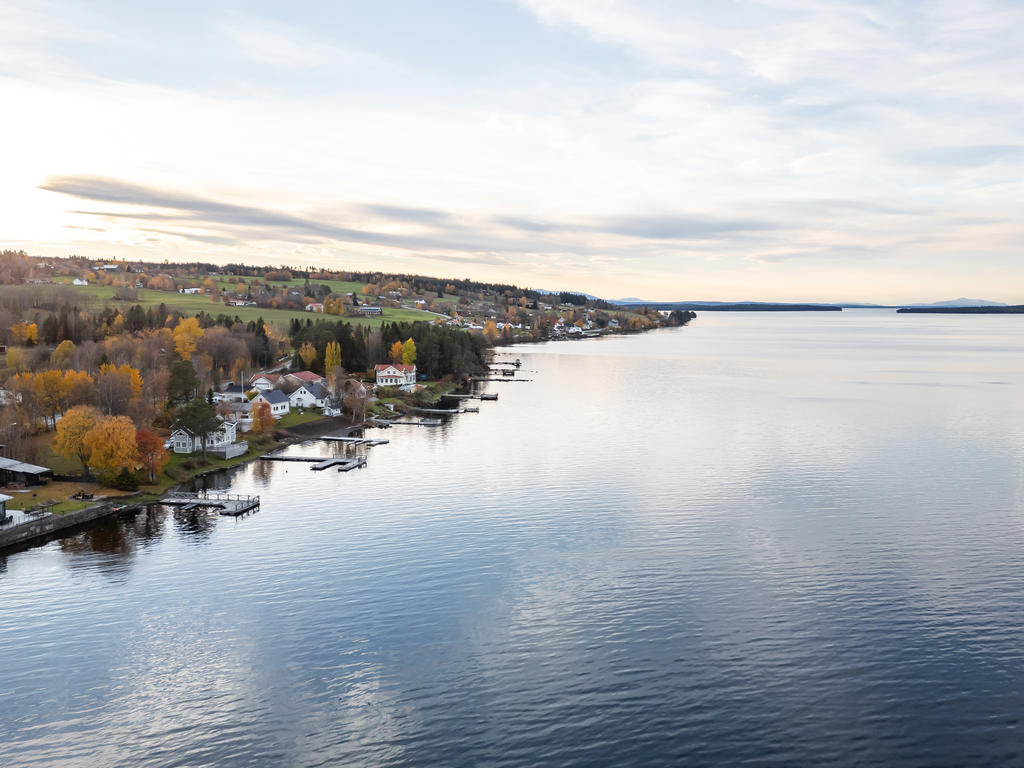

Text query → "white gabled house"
[252,389,291,418]
[289,382,329,410]
[248,373,283,392]
[170,420,241,455]
[374,363,417,389]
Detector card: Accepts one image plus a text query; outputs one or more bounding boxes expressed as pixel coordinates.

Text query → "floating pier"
[262,454,368,471]
[320,436,390,446]
[391,418,444,426]
[162,492,260,516]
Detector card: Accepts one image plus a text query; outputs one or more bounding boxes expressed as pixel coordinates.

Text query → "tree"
[136,428,169,483]
[174,398,219,458]
[32,370,66,428]
[83,415,138,486]
[95,363,142,415]
[323,341,342,379]
[50,340,75,369]
[401,337,417,366]
[343,379,369,423]
[389,340,404,363]
[173,316,203,359]
[5,346,26,373]
[167,359,199,405]
[298,341,317,368]
[250,399,272,435]
[54,405,102,478]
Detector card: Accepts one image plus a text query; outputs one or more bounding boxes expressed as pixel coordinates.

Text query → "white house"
[248,373,283,392]
[170,420,240,455]
[374,363,417,389]
[289,382,329,410]
[72,278,89,286]
[179,287,202,294]
[305,302,324,312]
[252,389,291,418]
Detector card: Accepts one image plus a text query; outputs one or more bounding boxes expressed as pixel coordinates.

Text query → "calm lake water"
[3,309,1024,767]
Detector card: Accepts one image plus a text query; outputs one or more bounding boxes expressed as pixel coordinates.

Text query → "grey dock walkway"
[320,436,390,446]
[262,454,368,471]
[312,456,367,472]
[162,492,260,516]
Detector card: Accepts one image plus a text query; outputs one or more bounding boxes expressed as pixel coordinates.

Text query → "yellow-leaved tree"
[173,317,203,359]
[298,342,317,368]
[389,340,404,364]
[54,405,102,477]
[323,341,342,374]
[50,340,75,369]
[83,415,138,486]
[401,337,417,366]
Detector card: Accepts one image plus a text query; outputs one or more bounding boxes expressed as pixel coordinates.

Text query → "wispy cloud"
[4,1,1024,301]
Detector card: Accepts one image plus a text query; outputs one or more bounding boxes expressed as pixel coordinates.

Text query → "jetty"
[162,492,260,516]
[470,377,532,383]
[261,454,368,472]
[320,435,390,446]
[391,418,444,426]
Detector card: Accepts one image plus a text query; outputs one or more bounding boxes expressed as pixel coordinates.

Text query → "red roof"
[249,372,282,383]
[375,364,415,372]
[289,370,324,382]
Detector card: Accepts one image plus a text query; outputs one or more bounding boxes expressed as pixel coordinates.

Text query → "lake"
[3,309,1024,767]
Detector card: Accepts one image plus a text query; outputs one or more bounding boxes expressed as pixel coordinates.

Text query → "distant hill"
[903,297,1007,308]
[609,300,841,312]
[897,305,1024,314]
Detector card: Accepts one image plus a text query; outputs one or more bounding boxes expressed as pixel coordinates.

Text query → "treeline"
[289,319,487,380]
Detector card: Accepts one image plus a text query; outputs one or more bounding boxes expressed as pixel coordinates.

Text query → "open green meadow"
[19,284,436,329]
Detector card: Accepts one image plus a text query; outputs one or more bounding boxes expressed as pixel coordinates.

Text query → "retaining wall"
[0,503,118,553]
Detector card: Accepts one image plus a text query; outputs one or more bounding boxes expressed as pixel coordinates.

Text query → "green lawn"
[274,409,328,429]
[48,285,436,329]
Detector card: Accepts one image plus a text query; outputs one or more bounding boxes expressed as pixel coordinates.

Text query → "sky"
[2,0,1023,302]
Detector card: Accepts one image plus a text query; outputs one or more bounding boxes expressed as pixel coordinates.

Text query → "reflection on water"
[3,310,1024,767]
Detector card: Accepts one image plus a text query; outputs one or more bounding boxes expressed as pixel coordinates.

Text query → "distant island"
[611,301,841,312]
[897,305,1024,314]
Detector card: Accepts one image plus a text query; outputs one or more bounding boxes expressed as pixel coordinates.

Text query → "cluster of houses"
[168,363,418,456]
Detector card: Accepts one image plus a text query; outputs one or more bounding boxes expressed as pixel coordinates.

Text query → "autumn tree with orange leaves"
[136,428,169,483]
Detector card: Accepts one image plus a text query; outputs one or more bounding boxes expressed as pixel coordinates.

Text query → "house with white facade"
[170,420,245,458]
[72,278,89,286]
[249,373,283,392]
[374,363,417,389]
[305,303,324,312]
[252,389,290,418]
[289,382,329,410]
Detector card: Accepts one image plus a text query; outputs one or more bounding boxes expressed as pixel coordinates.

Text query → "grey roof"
[222,383,245,393]
[259,389,289,404]
[0,456,52,475]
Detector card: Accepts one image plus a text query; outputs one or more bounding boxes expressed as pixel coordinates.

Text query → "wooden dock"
[391,418,443,426]
[162,492,260,516]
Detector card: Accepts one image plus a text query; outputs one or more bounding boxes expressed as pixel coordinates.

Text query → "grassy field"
[274,409,328,429]
[36,284,436,329]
